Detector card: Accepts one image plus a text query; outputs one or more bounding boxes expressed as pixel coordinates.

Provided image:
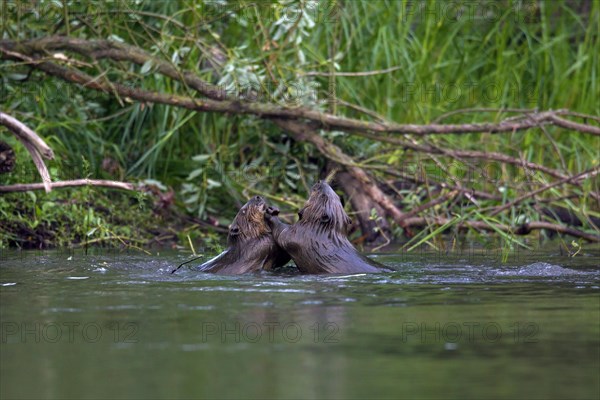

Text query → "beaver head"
[227,195,275,245]
[297,181,352,234]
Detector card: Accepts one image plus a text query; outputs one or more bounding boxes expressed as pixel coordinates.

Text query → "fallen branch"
[354,130,571,180]
[399,190,460,221]
[9,36,226,101]
[1,37,599,137]
[337,170,391,244]
[0,41,594,186]
[0,111,54,193]
[2,47,581,190]
[401,216,600,242]
[0,179,140,193]
[487,167,600,217]
[432,108,539,123]
[272,118,410,229]
[4,45,585,194]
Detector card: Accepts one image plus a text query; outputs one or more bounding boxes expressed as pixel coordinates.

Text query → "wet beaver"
[265,181,392,274]
[197,196,290,274]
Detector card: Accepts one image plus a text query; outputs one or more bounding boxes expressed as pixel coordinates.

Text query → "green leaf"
[206,179,222,189]
[25,190,37,204]
[6,73,28,81]
[87,227,98,237]
[183,193,199,204]
[187,168,203,180]
[108,34,124,43]
[192,154,211,162]
[143,179,167,191]
[41,202,55,213]
[140,60,154,75]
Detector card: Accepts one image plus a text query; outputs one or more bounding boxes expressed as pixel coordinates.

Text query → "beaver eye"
[298,211,303,220]
[254,195,261,201]
[320,214,331,224]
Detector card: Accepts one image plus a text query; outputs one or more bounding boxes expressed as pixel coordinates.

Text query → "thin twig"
[433,107,538,123]
[401,216,600,242]
[487,167,600,217]
[303,65,403,77]
[555,110,600,123]
[0,179,140,193]
[336,98,390,123]
[400,190,459,221]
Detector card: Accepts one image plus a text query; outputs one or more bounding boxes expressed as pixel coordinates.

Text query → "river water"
[1,246,599,399]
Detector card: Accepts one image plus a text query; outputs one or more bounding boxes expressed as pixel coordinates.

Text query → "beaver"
[264,181,392,274]
[197,196,290,274]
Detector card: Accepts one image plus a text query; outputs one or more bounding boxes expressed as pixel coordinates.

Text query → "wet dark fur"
[265,181,391,274]
[197,196,290,274]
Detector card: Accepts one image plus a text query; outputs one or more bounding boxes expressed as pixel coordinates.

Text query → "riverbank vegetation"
[1,0,598,253]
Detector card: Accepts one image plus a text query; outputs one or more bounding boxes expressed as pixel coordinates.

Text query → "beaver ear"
[320,214,331,224]
[229,224,241,236]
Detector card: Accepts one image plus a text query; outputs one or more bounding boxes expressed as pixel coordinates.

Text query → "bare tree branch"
[1,45,582,186]
[272,118,410,229]
[10,36,226,101]
[0,111,54,193]
[549,114,600,135]
[399,190,460,221]
[2,37,599,137]
[401,216,600,242]
[487,167,600,217]
[0,179,140,193]
[0,112,54,159]
[432,108,538,123]
[353,130,571,180]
